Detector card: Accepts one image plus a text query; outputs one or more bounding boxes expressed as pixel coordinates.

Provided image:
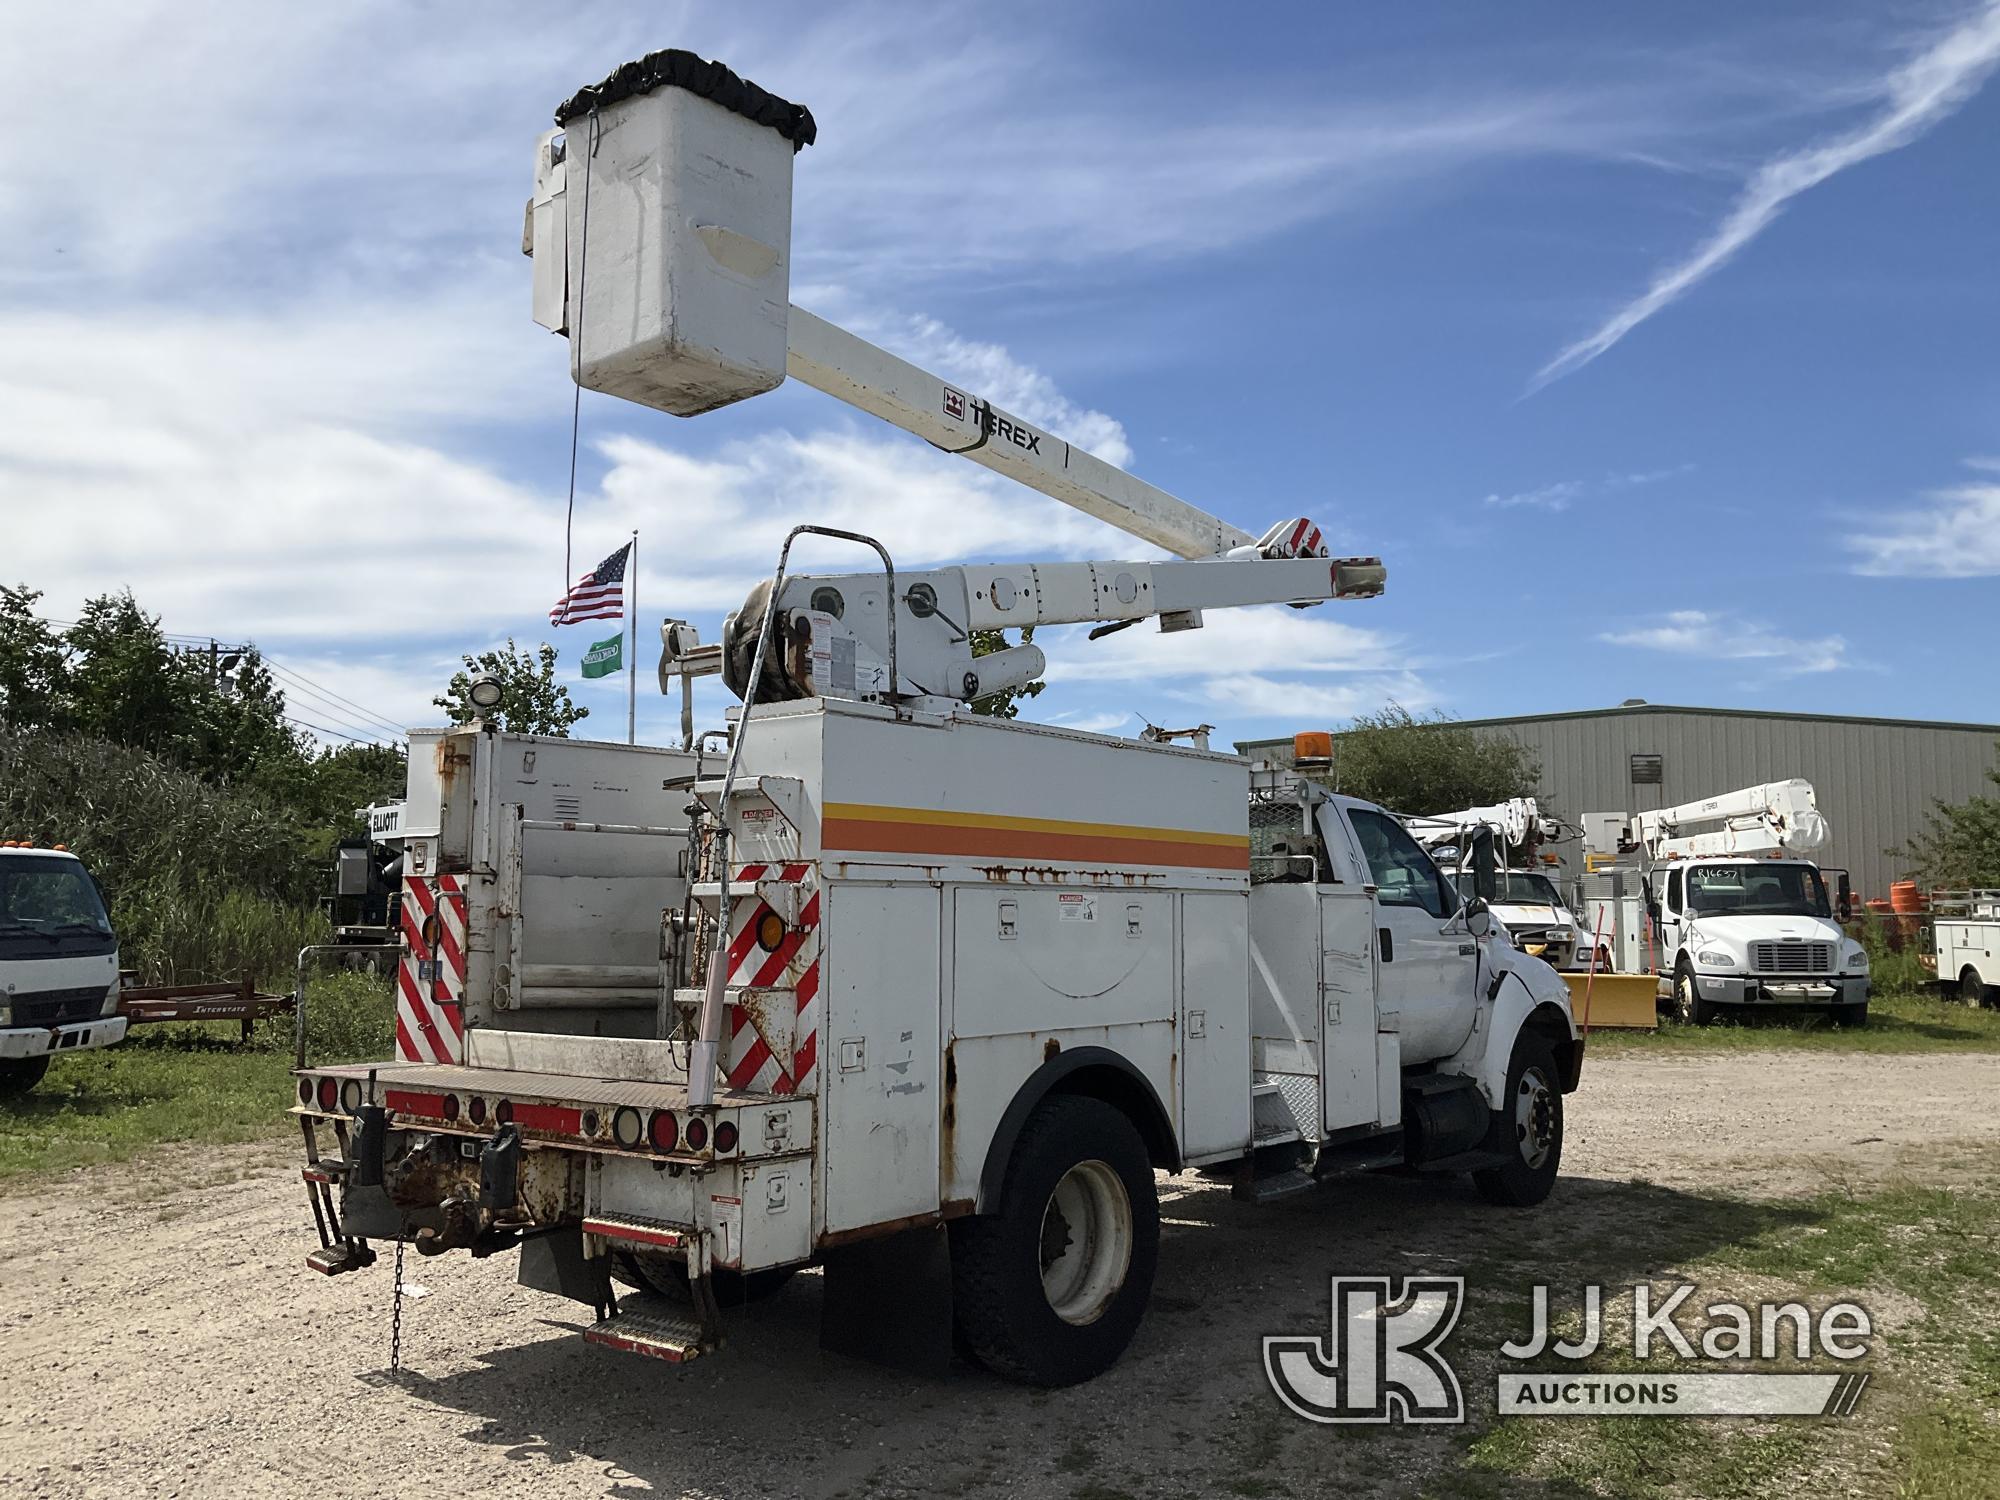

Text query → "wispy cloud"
[1530,1,2000,392]
[1483,464,1691,512]
[1602,610,1849,674]
[1846,462,2000,577]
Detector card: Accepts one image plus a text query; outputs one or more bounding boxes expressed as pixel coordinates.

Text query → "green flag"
[580,632,623,679]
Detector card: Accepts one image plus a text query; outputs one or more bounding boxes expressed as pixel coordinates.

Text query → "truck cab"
[0,845,127,1095]
[1649,857,1869,1024]
[1443,865,1593,971]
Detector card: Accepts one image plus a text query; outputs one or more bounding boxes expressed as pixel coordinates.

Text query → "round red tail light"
[685,1117,709,1151]
[468,1096,487,1125]
[297,1079,313,1106]
[316,1078,338,1111]
[442,1094,460,1122]
[713,1120,739,1154]
[496,1100,514,1126]
[648,1110,679,1152]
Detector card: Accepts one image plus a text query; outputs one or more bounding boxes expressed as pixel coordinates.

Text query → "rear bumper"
[1695,973,1869,1006]
[0,1016,127,1059]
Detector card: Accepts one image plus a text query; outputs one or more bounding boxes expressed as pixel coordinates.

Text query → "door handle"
[1379,928,1394,963]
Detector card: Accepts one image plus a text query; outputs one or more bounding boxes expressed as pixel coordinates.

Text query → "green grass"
[0,972,392,1184]
[1451,1165,2000,1500]
[1587,985,2000,1054]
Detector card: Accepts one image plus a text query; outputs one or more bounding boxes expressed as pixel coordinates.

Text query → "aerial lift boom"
[1629,780,1830,862]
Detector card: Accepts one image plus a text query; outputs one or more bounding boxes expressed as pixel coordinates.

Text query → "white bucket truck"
[289,49,1581,1386]
[1584,781,1868,1025]
[0,843,127,1095]
[1402,799,1598,971]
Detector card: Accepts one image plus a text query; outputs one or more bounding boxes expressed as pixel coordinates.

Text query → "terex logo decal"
[1264,1277,1465,1424]
[938,386,1044,455]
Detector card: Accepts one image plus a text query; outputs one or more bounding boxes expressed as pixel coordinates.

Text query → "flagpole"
[627,529,638,745]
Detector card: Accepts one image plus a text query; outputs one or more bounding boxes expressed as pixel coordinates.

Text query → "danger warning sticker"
[1058,893,1096,922]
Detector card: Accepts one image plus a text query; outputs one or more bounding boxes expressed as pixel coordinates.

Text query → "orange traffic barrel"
[1890,880,1927,914]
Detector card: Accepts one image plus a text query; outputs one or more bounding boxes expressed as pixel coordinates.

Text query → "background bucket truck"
[1582,779,1869,1025]
[288,48,1582,1388]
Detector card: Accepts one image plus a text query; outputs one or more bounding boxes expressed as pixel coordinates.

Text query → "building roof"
[1238,701,2000,751]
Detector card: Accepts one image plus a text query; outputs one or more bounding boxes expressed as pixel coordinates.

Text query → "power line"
[260,659,409,738]
[283,714,398,747]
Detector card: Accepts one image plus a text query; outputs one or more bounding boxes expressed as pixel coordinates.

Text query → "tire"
[1837,1002,1870,1028]
[1673,964,1716,1027]
[613,1250,797,1306]
[950,1093,1160,1387]
[1472,1032,1563,1208]
[0,1056,52,1099]
[1962,969,1990,1009]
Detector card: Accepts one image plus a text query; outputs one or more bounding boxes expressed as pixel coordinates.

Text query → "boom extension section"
[524,55,1387,705]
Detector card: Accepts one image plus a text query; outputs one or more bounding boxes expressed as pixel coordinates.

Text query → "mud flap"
[340,1103,402,1241]
[518,1226,610,1308]
[818,1224,953,1375]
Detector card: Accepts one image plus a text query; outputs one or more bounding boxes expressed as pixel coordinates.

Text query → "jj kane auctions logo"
[1266,1278,1874,1423]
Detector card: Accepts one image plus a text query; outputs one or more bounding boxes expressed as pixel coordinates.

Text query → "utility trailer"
[289,47,1583,1387]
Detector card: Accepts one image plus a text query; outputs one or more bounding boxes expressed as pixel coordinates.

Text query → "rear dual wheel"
[951,1094,1159,1387]
[1962,968,1994,1009]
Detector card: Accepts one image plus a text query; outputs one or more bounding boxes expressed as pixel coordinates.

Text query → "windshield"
[1685,862,1829,918]
[1451,871,1564,908]
[0,856,117,958]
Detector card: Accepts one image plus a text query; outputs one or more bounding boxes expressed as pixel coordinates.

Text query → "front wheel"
[950,1094,1159,1386]
[1472,1033,1563,1207]
[1673,966,1716,1026]
[1836,1002,1870,1028]
[0,1056,51,1099]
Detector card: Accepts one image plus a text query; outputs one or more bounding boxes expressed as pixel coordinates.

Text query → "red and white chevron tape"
[721,863,819,1096]
[396,874,466,1064]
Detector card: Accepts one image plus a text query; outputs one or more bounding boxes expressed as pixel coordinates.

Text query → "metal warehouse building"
[1241,703,2000,901]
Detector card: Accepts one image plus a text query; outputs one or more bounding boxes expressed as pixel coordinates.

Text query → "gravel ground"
[3,1050,1996,1500]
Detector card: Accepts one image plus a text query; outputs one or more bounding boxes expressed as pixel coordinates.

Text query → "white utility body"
[0,845,126,1096]
[1933,890,2000,1008]
[291,49,1580,1387]
[1585,780,1869,1025]
[1401,799,1597,971]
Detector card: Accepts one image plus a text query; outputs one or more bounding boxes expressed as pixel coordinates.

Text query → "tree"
[966,627,1046,720]
[1325,704,1541,814]
[434,638,588,736]
[0,585,68,730]
[1901,744,2000,888]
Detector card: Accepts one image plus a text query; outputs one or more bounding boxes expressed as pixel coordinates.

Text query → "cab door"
[1341,806,1479,1061]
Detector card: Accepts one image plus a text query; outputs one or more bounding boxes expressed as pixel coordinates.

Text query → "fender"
[974,1046,1180,1213]
[1435,947,1579,1109]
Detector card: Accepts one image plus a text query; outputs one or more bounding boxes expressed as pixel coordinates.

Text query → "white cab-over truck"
[289,48,1581,1387]
[0,844,127,1095]
[1586,780,1869,1025]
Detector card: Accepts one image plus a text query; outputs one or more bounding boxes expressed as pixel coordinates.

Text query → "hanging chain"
[390,1238,406,1374]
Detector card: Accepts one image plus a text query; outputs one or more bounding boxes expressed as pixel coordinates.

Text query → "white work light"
[468,673,504,711]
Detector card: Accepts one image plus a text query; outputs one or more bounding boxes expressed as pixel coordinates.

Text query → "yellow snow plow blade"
[1562,972,1659,1030]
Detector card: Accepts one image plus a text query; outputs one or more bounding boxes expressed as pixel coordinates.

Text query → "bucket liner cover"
[554,48,817,149]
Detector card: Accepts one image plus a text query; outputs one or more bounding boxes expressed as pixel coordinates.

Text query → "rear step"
[585,1307,709,1364]
[583,1213,689,1250]
[306,1242,376,1275]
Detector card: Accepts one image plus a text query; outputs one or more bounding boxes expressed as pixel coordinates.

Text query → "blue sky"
[4,1,1997,750]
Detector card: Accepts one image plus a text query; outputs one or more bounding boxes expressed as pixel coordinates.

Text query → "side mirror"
[1465,898,1495,939]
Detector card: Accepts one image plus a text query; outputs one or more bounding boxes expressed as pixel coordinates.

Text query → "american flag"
[549,541,631,625]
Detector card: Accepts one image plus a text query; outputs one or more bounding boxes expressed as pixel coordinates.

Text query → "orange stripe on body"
[822,816,1249,872]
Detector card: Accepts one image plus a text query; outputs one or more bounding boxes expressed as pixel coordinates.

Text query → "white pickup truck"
[0,844,127,1095]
